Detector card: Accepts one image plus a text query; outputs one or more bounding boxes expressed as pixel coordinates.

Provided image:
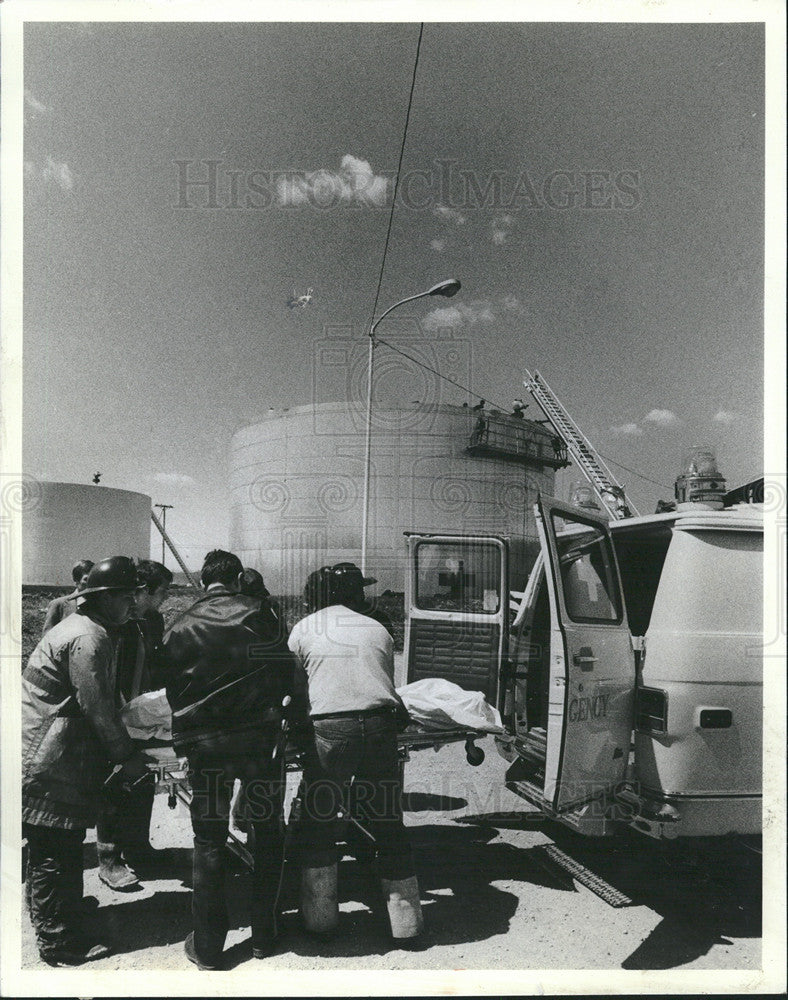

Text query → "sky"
[20,17,766,568]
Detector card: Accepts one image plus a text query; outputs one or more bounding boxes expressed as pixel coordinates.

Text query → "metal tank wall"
[23,481,152,585]
[230,403,556,596]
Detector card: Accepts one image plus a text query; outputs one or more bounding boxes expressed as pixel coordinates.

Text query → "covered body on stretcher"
[123,678,501,867]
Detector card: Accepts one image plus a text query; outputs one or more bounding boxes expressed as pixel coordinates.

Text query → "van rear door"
[535,497,635,812]
[404,533,508,704]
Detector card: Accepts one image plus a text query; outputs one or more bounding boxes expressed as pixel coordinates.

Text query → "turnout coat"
[22,610,136,830]
[161,587,306,756]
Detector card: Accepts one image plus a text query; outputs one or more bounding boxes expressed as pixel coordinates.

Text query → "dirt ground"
[17,590,762,982]
[19,736,761,976]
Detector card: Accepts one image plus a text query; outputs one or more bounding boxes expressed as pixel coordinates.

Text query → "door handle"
[573,651,597,671]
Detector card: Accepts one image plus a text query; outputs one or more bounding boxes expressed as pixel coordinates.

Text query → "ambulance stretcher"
[137,725,491,870]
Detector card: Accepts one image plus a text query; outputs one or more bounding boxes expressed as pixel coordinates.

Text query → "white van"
[403,496,763,839]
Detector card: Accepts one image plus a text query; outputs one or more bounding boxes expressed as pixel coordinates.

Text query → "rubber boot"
[96,842,139,891]
[299,864,338,936]
[380,876,424,940]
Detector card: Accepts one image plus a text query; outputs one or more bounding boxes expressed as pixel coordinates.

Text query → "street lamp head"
[428,278,461,298]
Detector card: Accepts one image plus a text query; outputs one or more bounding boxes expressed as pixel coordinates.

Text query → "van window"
[415,541,502,614]
[550,513,622,624]
[648,529,762,634]
[612,531,672,636]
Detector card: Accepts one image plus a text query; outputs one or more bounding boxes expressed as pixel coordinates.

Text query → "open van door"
[404,533,508,704]
[535,497,634,812]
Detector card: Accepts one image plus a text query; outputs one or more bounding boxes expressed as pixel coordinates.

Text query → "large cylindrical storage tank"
[23,481,152,585]
[230,403,559,595]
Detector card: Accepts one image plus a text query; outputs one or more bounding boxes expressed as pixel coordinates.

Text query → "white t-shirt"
[287,604,398,716]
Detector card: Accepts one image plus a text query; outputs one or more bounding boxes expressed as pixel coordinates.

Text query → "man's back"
[162,587,296,747]
[288,604,398,716]
[41,591,79,637]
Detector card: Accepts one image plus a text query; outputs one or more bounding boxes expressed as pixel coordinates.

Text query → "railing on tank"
[467,410,569,469]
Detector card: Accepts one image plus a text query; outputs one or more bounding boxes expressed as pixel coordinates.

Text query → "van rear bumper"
[618,786,761,839]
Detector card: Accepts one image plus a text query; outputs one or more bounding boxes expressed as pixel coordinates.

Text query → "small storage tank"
[22,481,152,585]
[230,402,564,595]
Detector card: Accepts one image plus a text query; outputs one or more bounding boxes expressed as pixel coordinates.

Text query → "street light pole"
[155,503,173,565]
[360,279,461,575]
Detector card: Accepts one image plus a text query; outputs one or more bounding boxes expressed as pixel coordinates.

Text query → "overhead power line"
[376,336,673,492]
[366,23,425,333]
[361,21,669,497]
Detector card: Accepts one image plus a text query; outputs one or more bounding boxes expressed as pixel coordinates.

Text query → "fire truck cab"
[404,496,763,839]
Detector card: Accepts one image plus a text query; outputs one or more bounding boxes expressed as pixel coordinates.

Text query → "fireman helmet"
[76,556,141,598]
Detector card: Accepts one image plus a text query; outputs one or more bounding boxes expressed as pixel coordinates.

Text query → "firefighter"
[288,563,424,943]
[22,556,150,965]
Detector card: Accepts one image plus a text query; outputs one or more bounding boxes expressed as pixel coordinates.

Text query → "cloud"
[423,300,495,331]
[153,472,197,488]
[644,408,682,428]
[491,213,515,245]
[433,204,467,226]
[610,422,644,437]
[25,157,75,192]
[276,155,389,207]
[501,294,526,315]
[24,89,49,116]
[713,409,742,425]
[429,238,446,252]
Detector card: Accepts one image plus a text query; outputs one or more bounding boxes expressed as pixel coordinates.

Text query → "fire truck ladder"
[523,369,639,520]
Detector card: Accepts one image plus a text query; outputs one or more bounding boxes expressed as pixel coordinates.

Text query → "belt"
[311,706,397,721]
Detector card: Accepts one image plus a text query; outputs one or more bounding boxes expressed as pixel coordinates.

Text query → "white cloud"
[153,472,197,488]
[610,422,644,437]
[644,408,682,428]
[491,213,515,245]
[433,204,467,226]
[423,301,495,331]
[25,156,75,192]
[501,294,526,315]
[713,409,742,425]
[429,238,446,252]
[276,154,389,207]
[24,89,49,116]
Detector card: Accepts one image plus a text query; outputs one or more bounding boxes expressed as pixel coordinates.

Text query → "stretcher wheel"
[465,741,485,766]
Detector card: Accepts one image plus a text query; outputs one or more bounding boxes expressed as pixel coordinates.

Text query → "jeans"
[297,712,415,881]
[23,822,86,953]
[187,752,285,963]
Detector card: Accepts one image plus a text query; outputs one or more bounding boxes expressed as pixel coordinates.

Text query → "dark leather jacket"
[161,586,306,753]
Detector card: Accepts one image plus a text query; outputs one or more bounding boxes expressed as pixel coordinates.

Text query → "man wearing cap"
[288,562,424,943]
[22,556,151,965]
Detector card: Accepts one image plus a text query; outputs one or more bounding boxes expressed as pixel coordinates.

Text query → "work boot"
[97,842,140,891]
[380,875,424,941]
[300,864,339,936]
[39,937,112,966]
[184,931,220,970]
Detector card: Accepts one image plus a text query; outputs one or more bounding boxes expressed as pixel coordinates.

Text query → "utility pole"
[154,504,173,564]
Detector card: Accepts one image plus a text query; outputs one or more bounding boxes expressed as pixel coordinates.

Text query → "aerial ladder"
[523,369,639,520]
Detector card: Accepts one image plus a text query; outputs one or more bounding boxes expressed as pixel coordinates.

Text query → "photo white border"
[2,0,785,995]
